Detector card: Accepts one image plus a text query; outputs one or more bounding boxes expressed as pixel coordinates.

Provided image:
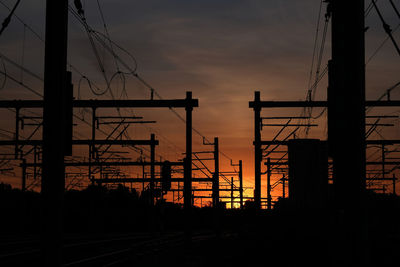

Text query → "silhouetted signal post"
[42,0,68,266]
[230,159,244,208]
[201,136,222,208]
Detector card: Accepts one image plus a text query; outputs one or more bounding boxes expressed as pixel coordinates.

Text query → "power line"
[0,0,21,36]
[306,0,324,98]
[372,0,400,56]
[0,69,42,97]
[365,0,378,18]
[68,3,237,164]
[367,23,400,64]
[389,0,400,20]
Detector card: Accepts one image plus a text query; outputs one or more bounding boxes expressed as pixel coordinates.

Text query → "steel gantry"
[249,92,400,209]
[0,91,199,266]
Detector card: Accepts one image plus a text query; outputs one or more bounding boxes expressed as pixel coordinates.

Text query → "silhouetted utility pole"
[150,134,155,206]
[381,144,385,181]
[266,157,272,210]
[89,107,96,181]
[21,158,26,191]
[184,92,193,240]
[15,108,19,159]
[64,71,73,156]
[184,92,193,210]
[252,91,262,209]
[282,174,286,199]
[239,160,243,209]
[328,0,366,265]
[212,137,219,207]
[231,177,234,209]
[41,0,68,266]
[328,0,366,205]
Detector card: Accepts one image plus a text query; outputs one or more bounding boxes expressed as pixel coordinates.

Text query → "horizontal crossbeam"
[0,139,159,146]
[0,99,199,109]
[249,100,400,108]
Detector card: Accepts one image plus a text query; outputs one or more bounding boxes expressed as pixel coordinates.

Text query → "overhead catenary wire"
[264,1,400,192]
[68,3,237,164]
[1,0,238,184]
[300,0,395,138]
[372,0,400,56]
[0,0,20,36]
[389,0,400,20]
[0,54,6,90]
[304,2,331,136]
[365,0,379,18]
[0,54,150,162]
[367,23,400,64]
[306,0,324,100]
[2,57,152,171]
[0,3,235,192]
[69,4,187,161]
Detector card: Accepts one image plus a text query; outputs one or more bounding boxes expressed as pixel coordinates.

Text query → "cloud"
[1,0,399,189]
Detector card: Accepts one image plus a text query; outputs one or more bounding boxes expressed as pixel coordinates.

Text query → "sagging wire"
[71,1,238,166]
[70,4,138,96]
[74,4,237,164]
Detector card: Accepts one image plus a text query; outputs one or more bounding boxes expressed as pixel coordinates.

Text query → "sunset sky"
[1,0,400,202]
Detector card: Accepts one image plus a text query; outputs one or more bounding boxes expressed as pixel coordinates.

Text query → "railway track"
[0,231,218,266]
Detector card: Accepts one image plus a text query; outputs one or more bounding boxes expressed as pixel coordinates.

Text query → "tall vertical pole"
[381,144,385,180]
[184,91,193,211]
[21,158,26,191]
[177,181,180,202]
[267,157,272,210]
[33,146,37,180]
[253,91,261,209]
[142,161,145,192]
[329,0,366,205]
[15,108,19,159]
[64,72,73,156]
[150,134,155,206]
[89,107,96,182]
[282,174,286,199]
[213,137,219,207]
[239,160,243,209]
[41,1,68,266]
[328,0,366,264]
[231,177,234,209]
[184,92,193,241]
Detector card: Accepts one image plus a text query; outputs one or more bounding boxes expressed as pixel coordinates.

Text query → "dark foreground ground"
[1,184,399,266]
